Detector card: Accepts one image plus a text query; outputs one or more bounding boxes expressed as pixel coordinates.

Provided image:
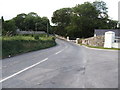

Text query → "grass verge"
[81,44,120,50]
[2,35,56,59]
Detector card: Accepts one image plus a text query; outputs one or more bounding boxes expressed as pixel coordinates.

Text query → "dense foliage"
[2,35,56,58]
[1,0,120,38]
[2,12,50,36]
[51,1,120,38]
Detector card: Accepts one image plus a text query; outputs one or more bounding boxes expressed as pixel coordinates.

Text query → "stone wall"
[55,34,67,41]
[81,36,105,47]
[16,29,46,35]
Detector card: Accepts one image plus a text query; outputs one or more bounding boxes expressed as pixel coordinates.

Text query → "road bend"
[1,39,118,88]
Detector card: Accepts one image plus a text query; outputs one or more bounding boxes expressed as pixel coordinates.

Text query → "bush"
[34,35,39,40]
[2,35,56,58]
[52,37,55,41]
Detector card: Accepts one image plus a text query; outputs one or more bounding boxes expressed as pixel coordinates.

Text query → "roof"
[94,29,120,37]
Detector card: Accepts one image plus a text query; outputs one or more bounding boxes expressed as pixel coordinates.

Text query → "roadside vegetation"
[81,44,120,50]
[51,1,120,38]
[1,0,119,58]
[2,34,56,58]
[1,12,56,59]
[1,1,120,39]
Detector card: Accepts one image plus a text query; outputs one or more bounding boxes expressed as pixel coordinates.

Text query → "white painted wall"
[112,43,120,48]
[104,31,115,48]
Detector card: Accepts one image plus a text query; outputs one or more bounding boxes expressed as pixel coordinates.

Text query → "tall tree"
[52,8,73,36]
[2,12,51,35]
[92,0,110,29]
[72,2,99,37]
[14,13,27,30]
[41,17,50,32]
[52,1,119,38]
[93,0,108,19]
[24,12,39,31]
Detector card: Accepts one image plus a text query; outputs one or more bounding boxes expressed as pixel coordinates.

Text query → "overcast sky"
[0,0,119,24]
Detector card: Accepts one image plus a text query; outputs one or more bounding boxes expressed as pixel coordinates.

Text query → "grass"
[2,34,56,59]
[80,44,120,50]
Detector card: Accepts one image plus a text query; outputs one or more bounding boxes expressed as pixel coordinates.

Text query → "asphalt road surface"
[1,39,118,88]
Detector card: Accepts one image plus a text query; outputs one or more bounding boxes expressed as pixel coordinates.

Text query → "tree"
[93,1,119,29]
[14,13,27,30]
[2,12,51,35]
[3,19,16,36]
[24,12,50,31]
[28,12,38,17]
[41,17,50,32]
[52,8,73,36]
[72,2,99,37]
[24,12,39,31]
[107,20,119,29]
[51,2,100,38]
[92,0,110,29]
[93,0,108,19]
[52,1,119,38]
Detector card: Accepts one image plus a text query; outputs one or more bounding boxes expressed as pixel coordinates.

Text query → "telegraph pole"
[35,23,37,31]
[47,21,49,37]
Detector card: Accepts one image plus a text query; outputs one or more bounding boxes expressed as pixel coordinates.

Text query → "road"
[1,39,118,88]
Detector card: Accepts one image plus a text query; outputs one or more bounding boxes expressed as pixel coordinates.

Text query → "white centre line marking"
[55,46,68,55]
[0,58,48,83]
[1,46,68,83]
[55,50,63,54]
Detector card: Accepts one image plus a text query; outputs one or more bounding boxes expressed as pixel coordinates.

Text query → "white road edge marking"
[0,58,48,83]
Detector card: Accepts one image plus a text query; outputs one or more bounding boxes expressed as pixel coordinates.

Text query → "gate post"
[104,31,115,48]
[67,36,69,41]
[76,38,79,44]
